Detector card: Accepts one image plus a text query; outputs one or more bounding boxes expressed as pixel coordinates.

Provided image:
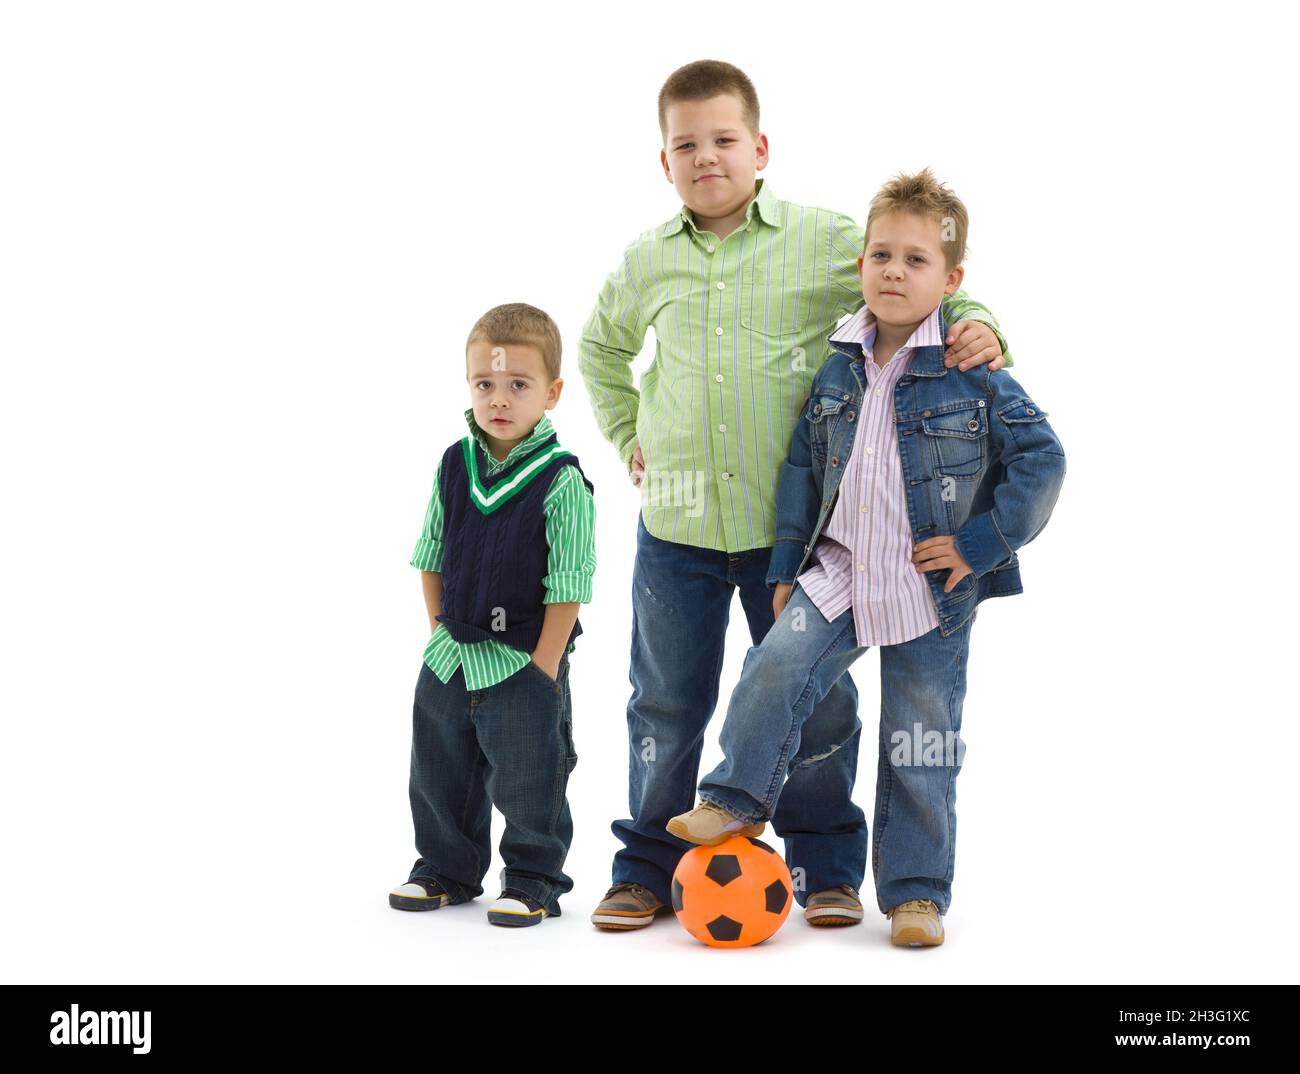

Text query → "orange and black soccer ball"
[670,836,793,948]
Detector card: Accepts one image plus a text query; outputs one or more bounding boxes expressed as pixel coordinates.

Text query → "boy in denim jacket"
[669,170,1065,945]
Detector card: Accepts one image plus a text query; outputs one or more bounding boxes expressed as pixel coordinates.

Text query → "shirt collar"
[828,302,945,365]
[463,408,555,469]
[664,177,781,237]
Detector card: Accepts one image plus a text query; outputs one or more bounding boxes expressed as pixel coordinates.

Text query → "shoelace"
[701,801,750,825]
[500,888,543,911]
[889,899,939,917]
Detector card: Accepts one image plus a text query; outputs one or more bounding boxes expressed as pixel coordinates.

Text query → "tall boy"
[579,60,1011,930]
[669,169,1066,945]
[388,303,596,927]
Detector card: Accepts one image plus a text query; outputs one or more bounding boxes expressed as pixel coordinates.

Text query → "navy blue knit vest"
[436,431,593,653]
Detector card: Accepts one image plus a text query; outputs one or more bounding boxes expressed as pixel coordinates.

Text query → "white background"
[3,0,1297,984]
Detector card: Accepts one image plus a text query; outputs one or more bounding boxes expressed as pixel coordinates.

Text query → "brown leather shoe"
[590,882,669,930]
[805,884,864,927]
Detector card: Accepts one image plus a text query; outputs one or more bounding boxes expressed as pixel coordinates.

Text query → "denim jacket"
[766,312,1066,638]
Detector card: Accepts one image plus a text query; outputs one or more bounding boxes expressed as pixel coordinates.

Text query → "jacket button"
[813,403,822,415]
[967,419,979,431]
[922,410,932,418]
[846,411,856,422]
[1026,407,1036,415]
[831,457,840,467]
[977,400,986,407]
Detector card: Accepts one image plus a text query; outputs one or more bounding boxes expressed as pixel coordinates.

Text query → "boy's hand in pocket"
[773,582,793,619]
[912,536,974,592]
[529,651,561,683]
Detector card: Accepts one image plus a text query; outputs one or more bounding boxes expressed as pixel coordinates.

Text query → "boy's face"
[660,94,768,223]
[858,211,965,326]
[465,340,562,454]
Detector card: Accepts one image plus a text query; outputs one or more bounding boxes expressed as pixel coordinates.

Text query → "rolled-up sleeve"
[409,459,444,571]
[541,465,596,603]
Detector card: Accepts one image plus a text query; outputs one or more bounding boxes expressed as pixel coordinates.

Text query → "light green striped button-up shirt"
[578,178,1011,553]
[410,409,596,690]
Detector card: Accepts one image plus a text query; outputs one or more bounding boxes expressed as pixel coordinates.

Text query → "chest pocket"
[738,272,804,341]
[920,399,988,474]
[807,391,850,462]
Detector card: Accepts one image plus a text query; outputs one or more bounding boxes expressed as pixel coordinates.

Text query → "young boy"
[579,60,1012,931]
[668,169,1066,946]
[388,303,596,927]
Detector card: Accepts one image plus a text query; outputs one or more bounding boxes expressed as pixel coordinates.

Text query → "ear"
[660,148,672,183]
[944,264,965,295]
[754,133,770,171]
[547,377,564,408]
[857,255,865,274]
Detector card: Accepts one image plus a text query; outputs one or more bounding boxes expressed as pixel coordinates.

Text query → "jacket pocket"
[807,391,848,462]
[920,399,988,473]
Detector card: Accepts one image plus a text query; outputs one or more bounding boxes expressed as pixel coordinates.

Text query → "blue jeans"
[698,584,976,915]
[405,652,577,917]
[610,516,867,908]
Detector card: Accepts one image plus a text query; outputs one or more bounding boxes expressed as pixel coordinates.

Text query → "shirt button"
[874,389,882,396]
[860,505,868,513]
[721,471,731,481]
[857,563,865,572]
[866,447,874,455]
[714,374,724,383]
[715,327,724,336]
[705,244,714,253]
[718,423,727,432]
[716,281,725,290]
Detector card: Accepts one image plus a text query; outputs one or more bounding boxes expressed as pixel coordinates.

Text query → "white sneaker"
[487,889,551,927]
[389,877,452,911]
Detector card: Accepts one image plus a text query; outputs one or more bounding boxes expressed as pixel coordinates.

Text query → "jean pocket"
[523,658,560,687]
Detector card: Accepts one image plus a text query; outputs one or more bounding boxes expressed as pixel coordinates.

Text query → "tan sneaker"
[590,883,669,930]
[666,801,766,846]
[887,898,945,946]
[805,884,864,927]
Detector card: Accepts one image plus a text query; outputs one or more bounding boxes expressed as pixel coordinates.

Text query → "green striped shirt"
[578,177,1012,553]
[410,409,596,690]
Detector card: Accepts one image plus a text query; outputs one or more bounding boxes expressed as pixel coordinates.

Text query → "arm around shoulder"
[942,289,1014,369]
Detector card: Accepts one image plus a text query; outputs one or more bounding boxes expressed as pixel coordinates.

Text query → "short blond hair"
[865,167,968,270]
[658,59,760,141]
[465,303,562,381]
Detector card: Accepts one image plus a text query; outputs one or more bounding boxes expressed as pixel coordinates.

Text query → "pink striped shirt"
[796,303,943,646]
